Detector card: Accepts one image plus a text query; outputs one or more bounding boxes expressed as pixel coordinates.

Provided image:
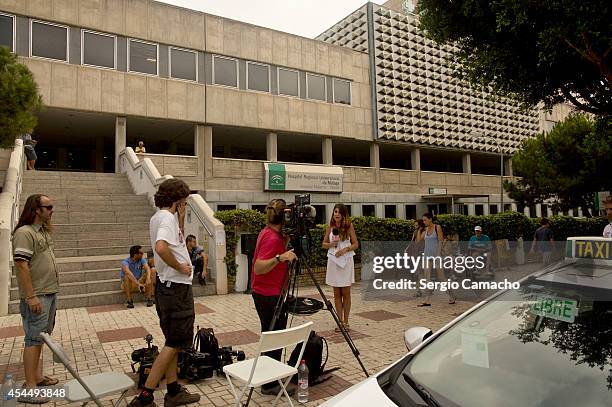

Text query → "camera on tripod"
[130,334,159,388]
[283,194,317,258]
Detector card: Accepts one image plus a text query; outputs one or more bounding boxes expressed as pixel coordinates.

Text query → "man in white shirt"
[129,179,200,407]
[604,196,612,238]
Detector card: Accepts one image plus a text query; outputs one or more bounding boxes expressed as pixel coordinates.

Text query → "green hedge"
[216,209,608,275]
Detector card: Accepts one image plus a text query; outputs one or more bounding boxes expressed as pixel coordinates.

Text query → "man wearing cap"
[603,196,612,238]
[468,226,493,275]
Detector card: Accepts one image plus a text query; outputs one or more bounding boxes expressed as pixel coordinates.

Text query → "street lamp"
[473,133,504,213]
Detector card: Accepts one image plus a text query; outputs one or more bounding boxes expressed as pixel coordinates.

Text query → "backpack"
[287,331,339,386]
[195,327,219,356]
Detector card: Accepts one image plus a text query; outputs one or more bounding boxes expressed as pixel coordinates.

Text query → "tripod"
[269,256,370,378]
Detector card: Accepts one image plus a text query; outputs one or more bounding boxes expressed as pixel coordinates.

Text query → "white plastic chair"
[223,321,313,407]
[40,332,135,406]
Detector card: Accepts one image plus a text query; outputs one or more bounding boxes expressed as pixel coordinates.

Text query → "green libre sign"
[531,295,578,323]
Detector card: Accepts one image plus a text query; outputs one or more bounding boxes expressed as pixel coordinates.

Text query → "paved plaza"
[0,283,477,406]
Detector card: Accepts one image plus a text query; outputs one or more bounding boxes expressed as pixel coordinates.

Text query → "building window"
[30,20,68,62]
[82,30,115,69]
[333,78,351,105]
[217,204,236,211]
[212,55,238,88]
[489,204,498,215]
[362,204,376,217]
[251,204,266,213]
[405,205,417,219]
[246,61,270,92]
[0,13,15,52]
[541,205,548,218]
[169,47,197,81]
[313,205,326,225]
[306,73,326,101]
[385,205,397,218]
[475,204,484,216]
[128,39,158,75]
[278,67,299,97]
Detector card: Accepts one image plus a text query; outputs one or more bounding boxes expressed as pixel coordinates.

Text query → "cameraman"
[251,198,297,395]
[129,179,200,407]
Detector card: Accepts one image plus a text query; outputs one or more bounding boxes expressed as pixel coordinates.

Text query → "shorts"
[19,293,57,347]
[25,147,37,161]
[155,278,194,349]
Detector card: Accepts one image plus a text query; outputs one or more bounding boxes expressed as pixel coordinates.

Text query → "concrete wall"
[0,149,11,188]
[3,0,372,140]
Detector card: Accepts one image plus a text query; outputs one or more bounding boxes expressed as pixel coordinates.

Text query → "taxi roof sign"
[566,237,612,260]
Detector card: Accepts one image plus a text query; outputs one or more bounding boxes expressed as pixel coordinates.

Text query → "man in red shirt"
[251,198,297,395]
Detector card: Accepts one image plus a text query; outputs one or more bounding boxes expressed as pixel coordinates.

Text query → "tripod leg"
[301,261,370,378]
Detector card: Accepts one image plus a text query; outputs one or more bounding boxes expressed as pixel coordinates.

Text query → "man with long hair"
[12,194,59,403]
[129,179,200,407]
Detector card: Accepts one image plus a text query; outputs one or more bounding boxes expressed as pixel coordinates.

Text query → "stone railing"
[119,147,227,294]
[0,139,25,315]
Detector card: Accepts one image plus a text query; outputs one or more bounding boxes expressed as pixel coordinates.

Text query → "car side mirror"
[404,327,433,351]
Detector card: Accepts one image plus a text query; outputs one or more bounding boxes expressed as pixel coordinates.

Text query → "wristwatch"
[275,254,281,263]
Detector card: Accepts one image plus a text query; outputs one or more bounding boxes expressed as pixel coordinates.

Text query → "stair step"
[52,223,149,233]
[53,254,126,272]
[10,279,122,300]
[55,245,152,258]
[53,230,150,242]
[12,268,121,285]
[8,282,217,313]
[54,238,145,249]
[52,214,152,223]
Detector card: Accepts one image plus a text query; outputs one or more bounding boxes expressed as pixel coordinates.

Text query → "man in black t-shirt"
[530,218,554,265]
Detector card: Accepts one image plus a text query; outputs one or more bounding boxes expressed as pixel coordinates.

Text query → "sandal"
[343,323,350,331]
[334,326,341,333]
[37,376,59,386]
[417,302,431,307]
[448,298,456,304]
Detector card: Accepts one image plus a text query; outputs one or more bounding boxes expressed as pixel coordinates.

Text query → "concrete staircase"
[9,170,215,313]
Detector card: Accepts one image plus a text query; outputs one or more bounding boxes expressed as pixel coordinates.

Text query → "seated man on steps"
[120,245,155,308]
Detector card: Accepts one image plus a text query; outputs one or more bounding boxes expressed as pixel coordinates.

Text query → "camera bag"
[287,331,339,386]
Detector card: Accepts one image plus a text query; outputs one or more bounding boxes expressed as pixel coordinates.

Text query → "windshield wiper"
[402,372,442,407]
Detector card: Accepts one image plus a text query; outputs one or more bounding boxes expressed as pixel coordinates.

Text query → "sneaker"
[127,396,157,407]
[261,383,296,396]
[127,300,135,309]
[164,385,200,406]
[146,298,154,307]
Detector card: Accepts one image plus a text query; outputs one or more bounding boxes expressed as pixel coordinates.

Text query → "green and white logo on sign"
[268,163,286,190]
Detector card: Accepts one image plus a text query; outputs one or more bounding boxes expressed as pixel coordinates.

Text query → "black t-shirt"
[534,226,553,252]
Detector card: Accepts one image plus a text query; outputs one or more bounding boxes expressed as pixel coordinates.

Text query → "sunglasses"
[39,205,53,210]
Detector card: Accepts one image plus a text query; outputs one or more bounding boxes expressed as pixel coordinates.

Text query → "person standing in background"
[135,141,146,154]
[22,132,38,170]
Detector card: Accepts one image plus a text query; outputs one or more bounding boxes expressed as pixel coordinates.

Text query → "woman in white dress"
[322,204,358,331]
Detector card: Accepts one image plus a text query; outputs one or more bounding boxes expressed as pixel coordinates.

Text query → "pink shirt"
[251,226,288,296]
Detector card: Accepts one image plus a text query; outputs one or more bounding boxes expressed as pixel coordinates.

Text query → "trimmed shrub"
[216,209,607,276]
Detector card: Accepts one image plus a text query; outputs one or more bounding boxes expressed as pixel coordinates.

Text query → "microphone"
[332,227,339,242]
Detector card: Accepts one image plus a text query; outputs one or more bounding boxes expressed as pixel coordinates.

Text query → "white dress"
[325,231,355,287]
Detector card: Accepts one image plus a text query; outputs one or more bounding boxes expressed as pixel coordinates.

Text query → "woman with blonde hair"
[322,204,358,331]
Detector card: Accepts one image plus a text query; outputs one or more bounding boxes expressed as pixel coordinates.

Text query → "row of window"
[0,13,352,105]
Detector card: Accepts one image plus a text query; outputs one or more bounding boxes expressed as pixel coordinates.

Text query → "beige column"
[195,125,213,186]
[462,152,472,186]
[115,116,126,173]
[267,132,278,162]
[411,148,421,185]
[322,137,333,165]
[95,136,104,172]
[370,142,380,183]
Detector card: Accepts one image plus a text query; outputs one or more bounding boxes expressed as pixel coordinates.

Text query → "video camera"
[177,327,246,381]
[130,334,159,388]
[283,194,317,258]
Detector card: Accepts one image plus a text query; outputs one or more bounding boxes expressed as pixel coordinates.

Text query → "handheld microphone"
[332,228,339,242]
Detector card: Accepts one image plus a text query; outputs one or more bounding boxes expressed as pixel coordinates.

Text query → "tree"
[0,46,42,149]
[418,0,612,115]
[505,114,612,217]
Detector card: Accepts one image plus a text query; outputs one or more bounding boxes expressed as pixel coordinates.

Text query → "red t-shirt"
[251,226,288,296]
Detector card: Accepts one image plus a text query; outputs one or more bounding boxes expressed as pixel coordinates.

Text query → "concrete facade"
[0,0,574,219]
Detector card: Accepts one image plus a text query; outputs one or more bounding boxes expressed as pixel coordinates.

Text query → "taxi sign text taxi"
[574,240,611,260]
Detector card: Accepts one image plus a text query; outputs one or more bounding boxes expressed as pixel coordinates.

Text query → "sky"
[156,0,387,38]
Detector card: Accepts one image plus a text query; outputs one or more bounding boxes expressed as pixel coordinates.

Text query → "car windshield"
[398,268,612,407]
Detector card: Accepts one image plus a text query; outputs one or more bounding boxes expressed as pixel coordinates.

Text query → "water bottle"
[1,373,17,407]
[297,359,309,403]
